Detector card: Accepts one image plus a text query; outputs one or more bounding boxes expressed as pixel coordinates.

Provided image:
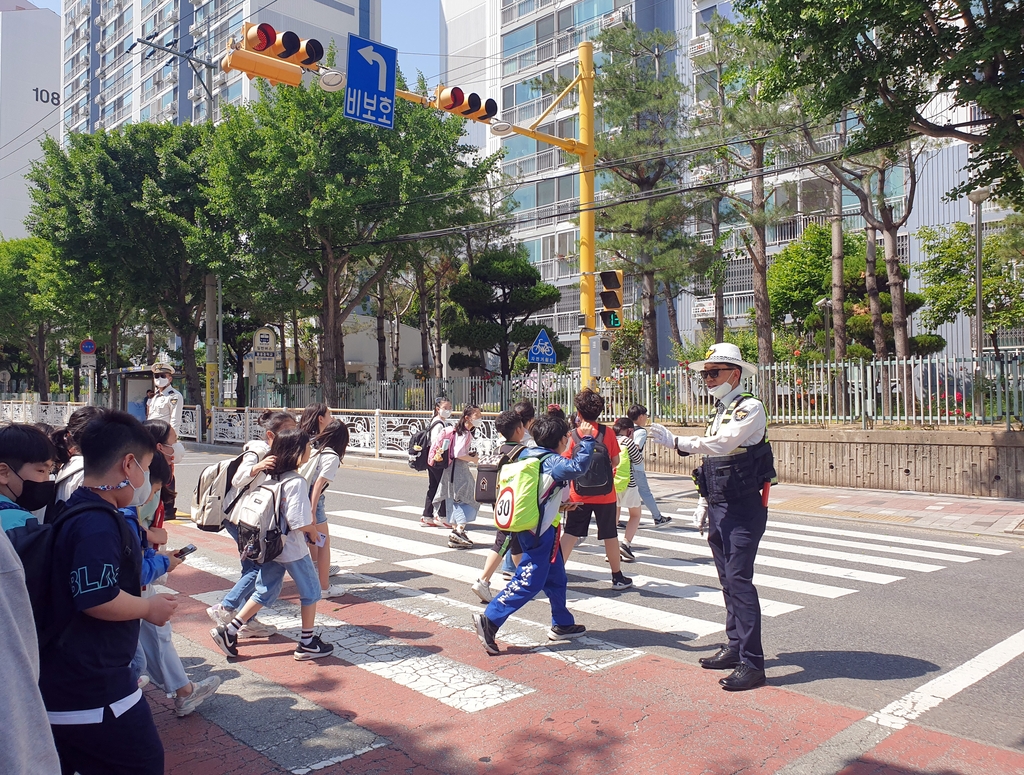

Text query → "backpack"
[408,418,445,471]
[191,444,267,532]
[572,424,614,497]
[233,472,297,565]
[493,453,557,533]
[475,444,526,505]
[614,441,632,495]
[299,447,324,487]
[5,500,134,650]
[427,426,457,469]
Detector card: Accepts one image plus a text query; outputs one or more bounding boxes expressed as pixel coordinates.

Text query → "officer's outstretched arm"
[649,404,765,457]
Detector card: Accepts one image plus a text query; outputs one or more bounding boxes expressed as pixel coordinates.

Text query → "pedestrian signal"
[599,270,624,329]
[435,85,498,123]
[220,22,324,88]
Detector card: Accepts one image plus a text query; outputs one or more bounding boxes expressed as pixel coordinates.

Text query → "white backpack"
[191,442,267,532]
[233,472,297,564]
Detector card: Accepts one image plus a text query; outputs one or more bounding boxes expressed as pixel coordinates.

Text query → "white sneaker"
[321,584,346,598]
[206,603,235,627]
[237,618,277,639]
[471,579,493,603]
[174,676,221,717]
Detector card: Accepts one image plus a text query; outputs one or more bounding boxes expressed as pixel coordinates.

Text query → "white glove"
[692,497,709,536]
[647,423,676,448]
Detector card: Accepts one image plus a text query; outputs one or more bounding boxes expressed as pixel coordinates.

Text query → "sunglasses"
[700,366,739,379]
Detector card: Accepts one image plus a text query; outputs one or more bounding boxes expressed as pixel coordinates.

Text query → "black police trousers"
[706,492,768,670]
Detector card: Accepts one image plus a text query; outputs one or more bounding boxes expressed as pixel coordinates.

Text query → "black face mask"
[13,474,56,513]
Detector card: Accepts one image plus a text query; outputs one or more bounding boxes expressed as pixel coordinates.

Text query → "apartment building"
[0,0,60,239]
[445,0,1017,361]
[60,0,379,136]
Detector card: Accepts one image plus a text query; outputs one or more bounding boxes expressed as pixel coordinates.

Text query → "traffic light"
[220,23,324,88]
[435,85,499,122]
[599,270,624,329]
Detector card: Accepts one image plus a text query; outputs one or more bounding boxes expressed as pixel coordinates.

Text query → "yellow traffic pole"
[577,41,596,385]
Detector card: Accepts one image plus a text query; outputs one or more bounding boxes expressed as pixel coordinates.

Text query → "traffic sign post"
[344,34,397,129]
[80,339,96,355]
[527,329,557,406]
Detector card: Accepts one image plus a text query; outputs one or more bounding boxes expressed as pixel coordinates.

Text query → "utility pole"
[136,38,220,438]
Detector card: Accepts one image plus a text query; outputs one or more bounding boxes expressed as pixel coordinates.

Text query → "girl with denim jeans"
[305,419,349,593]
[434,404,481,548]
[210,428,335,661]
[628,405,671,528]
[207,411,297,637]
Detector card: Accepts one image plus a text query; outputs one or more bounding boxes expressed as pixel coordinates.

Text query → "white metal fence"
[3,356,1020,454]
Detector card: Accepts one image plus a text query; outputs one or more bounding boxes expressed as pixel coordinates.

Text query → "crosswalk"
[187,489,1008,653]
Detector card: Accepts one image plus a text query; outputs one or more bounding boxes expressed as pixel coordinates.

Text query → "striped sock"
[301,628,314,645]
[227,617,244,636]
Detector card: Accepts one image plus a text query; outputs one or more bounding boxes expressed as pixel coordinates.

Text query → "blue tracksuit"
[484,438,594,628]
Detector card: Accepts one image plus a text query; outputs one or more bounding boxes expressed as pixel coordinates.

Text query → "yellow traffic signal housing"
[220,22,324,87]
[435,85,498,122]
[599,270,624,329]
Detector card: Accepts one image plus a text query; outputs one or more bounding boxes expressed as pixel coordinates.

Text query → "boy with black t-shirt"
[559,389,633,590]
[40,410,178,775]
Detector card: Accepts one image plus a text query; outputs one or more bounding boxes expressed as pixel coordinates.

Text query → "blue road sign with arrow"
[527,329,557,365]
[344,33,397,129]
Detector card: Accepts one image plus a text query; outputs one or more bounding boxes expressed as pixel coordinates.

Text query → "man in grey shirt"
[0,529,61,774]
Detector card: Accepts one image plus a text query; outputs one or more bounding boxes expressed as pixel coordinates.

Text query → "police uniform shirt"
[147,385,183,431]
[672,384,767,457]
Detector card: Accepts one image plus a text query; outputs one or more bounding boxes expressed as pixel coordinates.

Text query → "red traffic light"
[436,85,498,123]
[439,87,464,111]
[249,23,276,52]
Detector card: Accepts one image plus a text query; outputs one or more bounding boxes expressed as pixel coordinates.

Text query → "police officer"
[648,343,775,692]
[147,362,183,431]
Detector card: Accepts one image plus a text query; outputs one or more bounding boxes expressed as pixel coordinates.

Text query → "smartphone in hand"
[174,544,197,559]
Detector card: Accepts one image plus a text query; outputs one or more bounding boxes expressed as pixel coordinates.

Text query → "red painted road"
[155,524,1024,775]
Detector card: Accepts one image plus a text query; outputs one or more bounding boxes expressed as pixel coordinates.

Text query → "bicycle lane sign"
[527,329,557,365]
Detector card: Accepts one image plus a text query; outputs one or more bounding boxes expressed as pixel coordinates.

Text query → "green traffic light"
[600,311,621,328]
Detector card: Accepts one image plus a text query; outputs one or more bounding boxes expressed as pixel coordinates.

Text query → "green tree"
[609,318,644,368]
[27,123,219,409]
[207,75,494,404]
[743,0,1024,207]
[0,238,65,398]
[593,22,700,368]
[693,17,798,366]
[446,246,563,376]
[917,217,1024,356]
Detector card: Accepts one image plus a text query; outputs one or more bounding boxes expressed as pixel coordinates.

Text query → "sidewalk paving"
[645,473,1024,537]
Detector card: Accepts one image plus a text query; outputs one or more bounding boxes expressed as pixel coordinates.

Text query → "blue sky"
[33,0,442,86]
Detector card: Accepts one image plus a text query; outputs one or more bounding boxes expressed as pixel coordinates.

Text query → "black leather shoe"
[699,647,741,670]
[719,664,766,691]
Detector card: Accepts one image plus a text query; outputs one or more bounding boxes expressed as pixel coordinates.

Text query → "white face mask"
[154,376,170,388]
[438,408,452,419]
[708,381,735,401]
[170,441,186,464]
[128,469,152,508]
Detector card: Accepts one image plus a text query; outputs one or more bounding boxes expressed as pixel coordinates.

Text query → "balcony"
[503,94,552,125]
[66,1,90,25]
[501,0,554,27]
[502,6,633,76]
[689,34,712,58]
[502,147,563,178]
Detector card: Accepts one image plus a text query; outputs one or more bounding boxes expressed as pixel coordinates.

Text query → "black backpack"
[408,418,445,471]
[572,424,614,497]
[5,500,135,650]
[475,443,526,505]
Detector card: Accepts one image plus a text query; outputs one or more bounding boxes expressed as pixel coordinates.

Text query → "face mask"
[438,408,451,419]
[137,492,160,525]
[128,469,152,508]
[708,381,735,401]
[155,377,170,388]
[12,473,56,512]
[169,442,186,464]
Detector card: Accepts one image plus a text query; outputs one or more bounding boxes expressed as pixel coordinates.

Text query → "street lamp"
[967,185,991,422]
[966,186,991,357]
[815,297,833,362]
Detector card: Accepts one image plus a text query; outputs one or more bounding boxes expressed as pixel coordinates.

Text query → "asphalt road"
[171,451,1024,756]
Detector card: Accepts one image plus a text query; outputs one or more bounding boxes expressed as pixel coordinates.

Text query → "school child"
[627,404,671,528]
[52,406,103,503]
[210,428,334,661]
[0,424,57,530]
[206,410,297,637]
[613,417,644,562]
[304,419,349,594]
[433,404,481,548]
[473,415,596,654]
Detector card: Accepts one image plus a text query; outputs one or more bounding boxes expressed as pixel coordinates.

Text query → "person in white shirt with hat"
[146,363,183,432]
[646,342,776,692]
